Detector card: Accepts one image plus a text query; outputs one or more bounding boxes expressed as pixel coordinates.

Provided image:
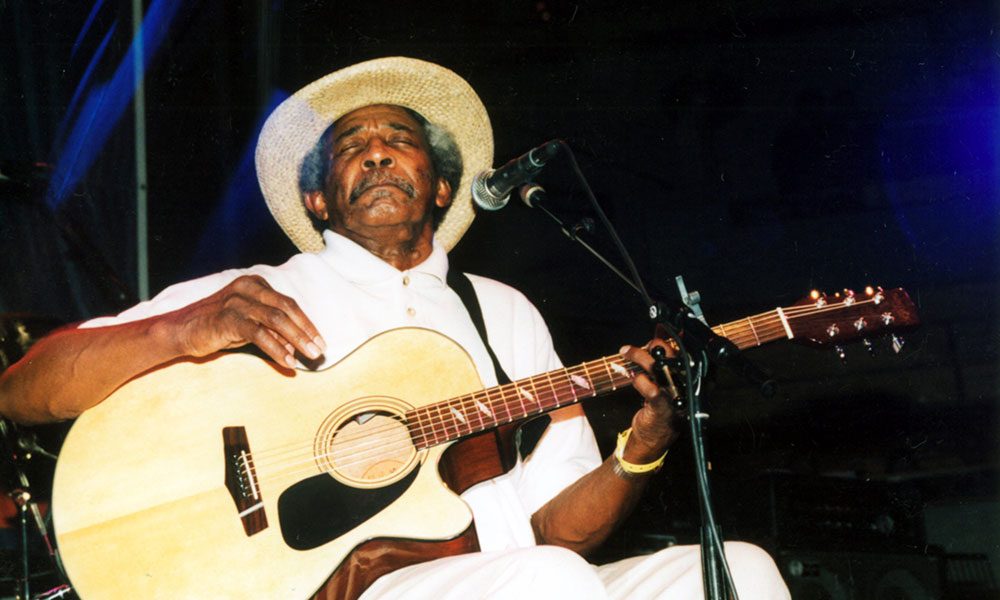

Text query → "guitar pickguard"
[278,466,420,551]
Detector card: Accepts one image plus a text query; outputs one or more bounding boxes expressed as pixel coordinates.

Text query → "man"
[0,57,788,598]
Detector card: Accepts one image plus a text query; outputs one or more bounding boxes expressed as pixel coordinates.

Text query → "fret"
[431,400,455,442]
[490,384,513,424]
[607,358,631,388]
[418,408,434,448]
[469,391,487,432]
[513,383,529,419]
[760,312,785,343]
[405,410,423,448]
[447,400,469,436]
[598,357,615,391]
[524,377,543,413]
[746,316,761,346]
[543,370,561,408]
[563,368,582,403]
[570,364,594,397]
[414,406,437,448]
[473,394,494,424]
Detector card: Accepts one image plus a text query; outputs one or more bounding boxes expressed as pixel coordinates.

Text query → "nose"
[361,138,394,170]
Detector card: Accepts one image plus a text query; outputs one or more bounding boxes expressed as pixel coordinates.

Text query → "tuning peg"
[863,338,877,357]
[891,334,905,354]
[810,289,827,308]
[835,345,847,364]
[843,289,856,306]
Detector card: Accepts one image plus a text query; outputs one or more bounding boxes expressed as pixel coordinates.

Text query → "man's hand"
[530,338,683,555]
[619,341,681,463]
[163,275,326,368]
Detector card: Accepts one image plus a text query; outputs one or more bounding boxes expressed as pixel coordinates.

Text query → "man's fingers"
[621,342,675,409]
[248,285,325,359]
[239,319,297,368]
[263,328,296,365]
[225,276,325,361]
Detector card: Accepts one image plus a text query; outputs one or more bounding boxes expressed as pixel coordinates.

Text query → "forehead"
[331,104,424,137]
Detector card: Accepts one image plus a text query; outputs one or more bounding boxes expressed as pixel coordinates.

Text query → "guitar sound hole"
[321,410,417,488]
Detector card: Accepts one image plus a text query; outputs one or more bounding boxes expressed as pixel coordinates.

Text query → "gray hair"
[298,107,463,228]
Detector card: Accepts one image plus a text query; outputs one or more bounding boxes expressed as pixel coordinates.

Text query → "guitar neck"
[406,355,643,449]
[710,308,791,350]
[405,310,792,449]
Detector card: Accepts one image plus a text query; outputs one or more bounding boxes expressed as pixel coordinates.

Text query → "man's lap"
[360,542,790,600]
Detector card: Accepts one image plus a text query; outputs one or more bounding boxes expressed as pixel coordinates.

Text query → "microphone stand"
[513,142,779,600]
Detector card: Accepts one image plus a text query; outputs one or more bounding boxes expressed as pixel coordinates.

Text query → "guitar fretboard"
[710,309,789,350]
[405,355,643,449]
[403,308,792,449]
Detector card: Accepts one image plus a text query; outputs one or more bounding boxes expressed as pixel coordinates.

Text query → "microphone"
[472,140,561,210]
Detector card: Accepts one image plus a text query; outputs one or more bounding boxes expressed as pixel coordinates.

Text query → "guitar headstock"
[787,286,919,348]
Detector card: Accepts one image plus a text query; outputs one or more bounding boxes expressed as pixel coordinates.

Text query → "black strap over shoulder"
[446,270,512,385]
[446,270,549,458]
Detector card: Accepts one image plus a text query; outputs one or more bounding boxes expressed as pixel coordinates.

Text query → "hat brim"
[255,57,493,253]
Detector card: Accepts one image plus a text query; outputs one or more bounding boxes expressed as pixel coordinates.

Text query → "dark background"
[1,1,998,597]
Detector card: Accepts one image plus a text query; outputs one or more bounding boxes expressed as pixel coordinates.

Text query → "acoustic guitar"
[51,287,917,599]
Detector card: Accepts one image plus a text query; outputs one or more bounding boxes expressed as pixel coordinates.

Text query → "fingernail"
[284,355,297,369]
[306,342,321,358]
[313,336,327,353]
[620,345,631,355]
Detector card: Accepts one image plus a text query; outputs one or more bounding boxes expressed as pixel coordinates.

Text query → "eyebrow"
[333,121,416,144]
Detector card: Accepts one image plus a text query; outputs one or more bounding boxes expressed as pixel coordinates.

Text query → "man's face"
[308,104,451,245]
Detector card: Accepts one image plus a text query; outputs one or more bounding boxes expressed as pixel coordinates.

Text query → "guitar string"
[246,359,632,476]
[240,296,894,484]
[244,362,639,486]
[246,357,625,464]
[247,353,631,463]
[729,301,891,348]
[715,297,890,347]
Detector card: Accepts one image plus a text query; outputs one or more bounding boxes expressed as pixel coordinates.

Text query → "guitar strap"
[446,271,512,385]
[446,270,549,460]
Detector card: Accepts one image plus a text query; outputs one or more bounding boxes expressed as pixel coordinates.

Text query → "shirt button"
[402,275,410,286]
[406,307,416,317]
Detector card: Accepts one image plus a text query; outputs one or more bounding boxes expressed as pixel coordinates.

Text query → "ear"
[303,191,329,221]
[434,177,452,209]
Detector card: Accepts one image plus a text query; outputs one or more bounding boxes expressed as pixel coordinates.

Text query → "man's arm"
[530,343,677,556]
[0,275,325,424]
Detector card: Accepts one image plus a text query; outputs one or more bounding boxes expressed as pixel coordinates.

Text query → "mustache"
[349,172,416,204]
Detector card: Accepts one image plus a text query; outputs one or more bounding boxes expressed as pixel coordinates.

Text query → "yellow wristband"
[614,428,668,474]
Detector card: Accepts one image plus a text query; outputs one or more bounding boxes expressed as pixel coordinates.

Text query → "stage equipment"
[779,548,943,600]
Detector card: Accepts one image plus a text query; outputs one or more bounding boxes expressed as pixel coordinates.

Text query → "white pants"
[360,542,791,600]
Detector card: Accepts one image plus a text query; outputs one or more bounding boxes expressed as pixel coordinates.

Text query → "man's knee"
[724,542,790,600]
[513,546,606,597]
[724,541,780,572]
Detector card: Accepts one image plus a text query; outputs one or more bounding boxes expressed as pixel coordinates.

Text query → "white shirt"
[83,229,601,550]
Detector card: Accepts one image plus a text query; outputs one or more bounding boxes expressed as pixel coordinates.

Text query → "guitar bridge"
[223,426,268,536]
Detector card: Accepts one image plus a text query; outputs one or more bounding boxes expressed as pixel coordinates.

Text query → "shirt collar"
[317,229,449,285]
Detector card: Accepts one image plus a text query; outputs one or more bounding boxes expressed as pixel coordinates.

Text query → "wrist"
[147,314,189,360]
[622,428,672,464]
[614,428,668,475]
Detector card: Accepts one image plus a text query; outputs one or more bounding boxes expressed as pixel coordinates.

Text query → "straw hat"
[255,57,494,253]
